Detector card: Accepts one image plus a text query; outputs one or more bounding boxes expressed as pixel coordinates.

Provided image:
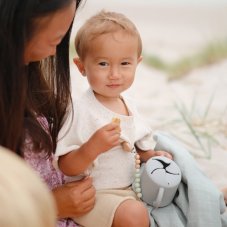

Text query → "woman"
[0,0,95,226]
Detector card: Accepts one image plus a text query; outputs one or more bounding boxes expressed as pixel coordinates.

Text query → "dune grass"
[143,39,227,80]
[176,99,227,158]
[161,93,227,159]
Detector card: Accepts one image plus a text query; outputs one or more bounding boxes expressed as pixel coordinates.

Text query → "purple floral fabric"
[22,117,78,227]
[24,150,78,227]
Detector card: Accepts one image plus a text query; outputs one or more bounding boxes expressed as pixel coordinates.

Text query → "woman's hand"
[52,177,95,219]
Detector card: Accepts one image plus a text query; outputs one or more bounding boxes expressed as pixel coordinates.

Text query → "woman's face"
[24,1,76,64]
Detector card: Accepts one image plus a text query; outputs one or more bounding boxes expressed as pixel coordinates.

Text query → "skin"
[53,177,95,218]
[24,1,75,63]
[24,1,95,218]
[59,30,172,226]
[76,31,141,113]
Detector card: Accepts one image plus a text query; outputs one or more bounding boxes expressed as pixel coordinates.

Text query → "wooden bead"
[135,154,140,159]
[137,193,142,198]
[122,141,132,152]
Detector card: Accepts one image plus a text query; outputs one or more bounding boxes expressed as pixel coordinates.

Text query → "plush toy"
[133,156,182,208]
[130,130,183,208]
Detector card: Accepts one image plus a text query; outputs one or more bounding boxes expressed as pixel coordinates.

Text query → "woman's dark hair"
[0,0,83,155]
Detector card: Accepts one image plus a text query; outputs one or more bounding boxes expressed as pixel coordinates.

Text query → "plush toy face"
[146,156,181,187]
[140,156,182,207]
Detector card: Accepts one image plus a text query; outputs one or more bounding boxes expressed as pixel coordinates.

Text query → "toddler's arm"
[58,122,121,176]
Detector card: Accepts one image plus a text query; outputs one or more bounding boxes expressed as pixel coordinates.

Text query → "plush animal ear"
[153,131,193,161]
[73,58,86,76]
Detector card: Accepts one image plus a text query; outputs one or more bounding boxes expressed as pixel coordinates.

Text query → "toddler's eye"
[121,62,130,66]
[99,62,108,66]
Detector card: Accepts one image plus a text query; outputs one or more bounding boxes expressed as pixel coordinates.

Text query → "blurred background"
[70,0,227,188]
[72,0,227,74]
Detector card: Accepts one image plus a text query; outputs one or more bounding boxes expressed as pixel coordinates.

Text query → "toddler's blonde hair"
[75,10,142,60]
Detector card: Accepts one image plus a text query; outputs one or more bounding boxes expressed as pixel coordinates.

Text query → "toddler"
[55,10,172,227]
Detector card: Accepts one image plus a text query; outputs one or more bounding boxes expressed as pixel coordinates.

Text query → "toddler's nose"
[109,66,120,79]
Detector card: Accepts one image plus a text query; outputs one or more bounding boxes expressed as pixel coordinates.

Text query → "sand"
[70,0,227,190]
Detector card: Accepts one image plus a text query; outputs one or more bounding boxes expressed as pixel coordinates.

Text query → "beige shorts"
[73,188,138,227]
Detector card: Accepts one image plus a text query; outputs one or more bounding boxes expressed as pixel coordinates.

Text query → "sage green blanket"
[146,132,227,227]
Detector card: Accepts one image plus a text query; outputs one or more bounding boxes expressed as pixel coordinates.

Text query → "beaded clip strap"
[112,118,142,198]
[131,147,142,199]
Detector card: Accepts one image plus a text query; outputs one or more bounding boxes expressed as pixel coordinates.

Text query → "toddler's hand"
[88,122,121,155]
[154,150,173,160]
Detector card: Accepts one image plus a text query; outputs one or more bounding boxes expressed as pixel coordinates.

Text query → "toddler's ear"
[73,57,86,76]
[138,56,143,64]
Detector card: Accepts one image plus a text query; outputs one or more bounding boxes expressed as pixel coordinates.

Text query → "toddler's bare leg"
[112,199,149,227]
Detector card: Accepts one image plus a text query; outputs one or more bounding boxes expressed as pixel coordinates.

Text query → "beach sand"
[70,0,227,190]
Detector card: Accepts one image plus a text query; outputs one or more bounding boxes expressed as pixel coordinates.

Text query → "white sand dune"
[71,0,227,190]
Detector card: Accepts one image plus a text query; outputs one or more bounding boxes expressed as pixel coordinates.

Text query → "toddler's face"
[79,30,142,99]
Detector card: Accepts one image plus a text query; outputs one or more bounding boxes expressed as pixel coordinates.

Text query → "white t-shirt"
[55,89,153,190]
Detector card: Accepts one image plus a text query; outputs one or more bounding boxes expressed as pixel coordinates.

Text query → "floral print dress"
[23,117,78,227]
